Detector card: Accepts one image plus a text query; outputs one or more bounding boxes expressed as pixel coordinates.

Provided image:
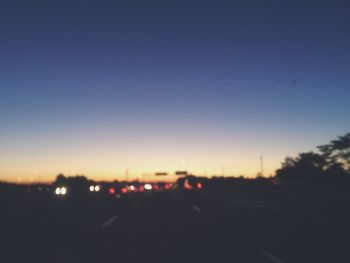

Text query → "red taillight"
[164,183,171,190]
[153,184,159,190]
[121,187,128,194]
[109,187,116,194]
[139,185,144,192]
[184,181,192,190]
[197,182,202,189]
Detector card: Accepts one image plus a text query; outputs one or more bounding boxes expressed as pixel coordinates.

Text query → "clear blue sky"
[1,0,350,182]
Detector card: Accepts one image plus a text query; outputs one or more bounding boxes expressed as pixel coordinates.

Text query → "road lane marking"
[260,249,285,263]
[101,215,118,229]
[193,205,201,213]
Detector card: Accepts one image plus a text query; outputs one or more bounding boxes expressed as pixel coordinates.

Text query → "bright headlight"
[89,185,95,192]
[94,185,100,192]
[144,184,152,190]
[55,187,61,195]
[60,187,67,195]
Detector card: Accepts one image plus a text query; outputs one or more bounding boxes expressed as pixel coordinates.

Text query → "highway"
[1,187,350,262]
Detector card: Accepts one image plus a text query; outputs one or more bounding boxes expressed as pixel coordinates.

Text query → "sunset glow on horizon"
[1,121,347,183]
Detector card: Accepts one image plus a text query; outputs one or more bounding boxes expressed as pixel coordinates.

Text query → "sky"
[1,0,350,183]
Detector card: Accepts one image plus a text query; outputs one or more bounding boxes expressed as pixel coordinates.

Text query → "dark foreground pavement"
[1,188,350,263]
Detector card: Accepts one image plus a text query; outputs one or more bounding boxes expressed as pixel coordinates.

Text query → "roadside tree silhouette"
[276,132,350,185]
[55,174,67,185]
[318,132,350,170]
[276,152,325,184]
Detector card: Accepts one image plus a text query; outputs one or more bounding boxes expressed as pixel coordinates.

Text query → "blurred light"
[197,182,203,189]
[55,187,61,195]
[109,187,116,195]
[139,185,144,192]
[153,184,159,190]
[60,187,67,195]
[184,180,192,190]
[130,185,135,191]
[94,185,100,192]
[121,187,128,194]
[144,184,152,190]
[89,185,95,192]
[164,183,171,190]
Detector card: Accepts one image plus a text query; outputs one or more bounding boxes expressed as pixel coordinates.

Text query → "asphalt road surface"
[1,188,350,263]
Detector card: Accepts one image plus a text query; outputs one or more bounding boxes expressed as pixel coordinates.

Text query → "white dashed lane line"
[259,249,285,263]
[192,205,201,213]
[101,215,118,230]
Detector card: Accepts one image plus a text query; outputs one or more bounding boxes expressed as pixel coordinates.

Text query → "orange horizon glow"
[0,164,276,184]
[0,163,278,184]
[1,118,335,184]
